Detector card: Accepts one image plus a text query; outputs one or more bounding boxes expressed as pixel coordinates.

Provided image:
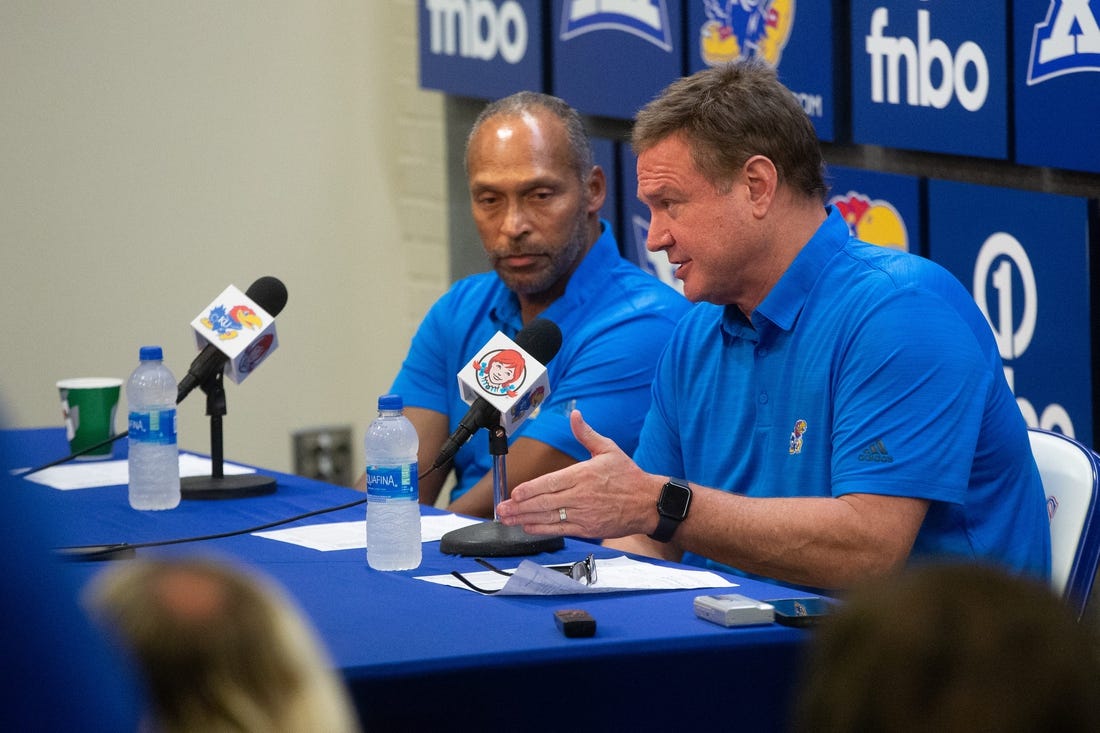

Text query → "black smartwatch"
[648,478,692,543]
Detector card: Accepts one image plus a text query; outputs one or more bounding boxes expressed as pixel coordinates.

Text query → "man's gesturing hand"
[496,410,659,539]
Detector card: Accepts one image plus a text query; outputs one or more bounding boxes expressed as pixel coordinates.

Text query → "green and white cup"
[57,377,123,459]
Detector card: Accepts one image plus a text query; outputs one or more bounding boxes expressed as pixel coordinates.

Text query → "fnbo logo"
[426,0,528,64]
[865,7,989,111]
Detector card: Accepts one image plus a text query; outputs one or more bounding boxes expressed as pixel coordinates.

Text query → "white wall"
[0,1,448,475]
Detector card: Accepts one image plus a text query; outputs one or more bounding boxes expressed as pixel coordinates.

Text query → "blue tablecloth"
[4,427,812,732]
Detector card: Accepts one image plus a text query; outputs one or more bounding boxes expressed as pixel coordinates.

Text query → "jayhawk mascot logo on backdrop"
[700,0,794,67]
[829,192,910,253]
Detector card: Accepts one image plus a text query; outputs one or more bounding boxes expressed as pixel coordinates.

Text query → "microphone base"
[439,520,564,557]
[181,474,277,500]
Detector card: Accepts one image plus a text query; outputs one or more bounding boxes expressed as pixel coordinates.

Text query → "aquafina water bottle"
[126,345,180,510]
[365,394,421,570]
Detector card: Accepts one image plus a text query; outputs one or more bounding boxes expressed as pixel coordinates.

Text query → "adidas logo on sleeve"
[859,439,895,463]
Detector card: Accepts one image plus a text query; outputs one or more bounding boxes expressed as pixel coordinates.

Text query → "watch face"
[659,480,691,519]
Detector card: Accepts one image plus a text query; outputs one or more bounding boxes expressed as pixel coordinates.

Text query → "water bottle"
[365,393,421,570]
[126,345,180,510]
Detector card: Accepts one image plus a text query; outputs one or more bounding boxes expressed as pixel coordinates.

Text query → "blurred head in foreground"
[85,555,362,733]
[793,562,1100,733]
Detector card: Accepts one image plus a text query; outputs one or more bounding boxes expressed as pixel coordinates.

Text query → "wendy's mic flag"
[431,318,562,472]
[457,326,556,435]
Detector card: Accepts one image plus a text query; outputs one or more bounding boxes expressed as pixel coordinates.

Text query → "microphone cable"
[52,463,447,561]
[20,430,129,478]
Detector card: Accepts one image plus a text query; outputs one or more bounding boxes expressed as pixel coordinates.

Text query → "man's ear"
[586,165,607,214]
[743,155,778,217]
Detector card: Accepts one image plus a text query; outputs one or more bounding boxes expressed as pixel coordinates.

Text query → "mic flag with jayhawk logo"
[456,330,550,436]
[190,284,279,385]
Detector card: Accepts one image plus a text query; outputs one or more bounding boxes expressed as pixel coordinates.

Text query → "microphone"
[177,276,288,403]
[438,317,566,557]
[179,276,287,500]
[431,318,562,472]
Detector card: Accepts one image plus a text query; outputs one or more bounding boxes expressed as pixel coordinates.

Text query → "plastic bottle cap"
[139,345,163,361]
[378,394,403,411]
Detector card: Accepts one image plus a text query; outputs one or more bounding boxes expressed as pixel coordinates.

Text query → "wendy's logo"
[473,348,528,398]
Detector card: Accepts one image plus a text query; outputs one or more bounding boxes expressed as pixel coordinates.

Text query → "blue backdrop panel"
[826,165,923,255]
[591,137,623,251]
[617,145,683,293]
[1014,0,1100,173]
[850,0,1008,159]
[928,180,1094,446]
[552,0,685,120]
[686,0,842,142]
[419,0,546,99]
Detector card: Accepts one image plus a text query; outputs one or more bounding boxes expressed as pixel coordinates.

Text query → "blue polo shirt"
[635,207,1051,580]
[393,222,690,501]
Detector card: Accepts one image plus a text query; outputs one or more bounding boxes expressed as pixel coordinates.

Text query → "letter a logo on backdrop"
[561,0,674,51]
[1027,0,1100,84]
[699,0,794,66]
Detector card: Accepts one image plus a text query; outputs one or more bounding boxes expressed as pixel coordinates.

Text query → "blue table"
[5,428,813,732]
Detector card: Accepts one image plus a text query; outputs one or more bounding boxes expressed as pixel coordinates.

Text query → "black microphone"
[431,318,563,472]
[176,276,289,404]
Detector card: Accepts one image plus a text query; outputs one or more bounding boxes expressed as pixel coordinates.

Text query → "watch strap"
[649,513,681,543]
[648,478,691,543]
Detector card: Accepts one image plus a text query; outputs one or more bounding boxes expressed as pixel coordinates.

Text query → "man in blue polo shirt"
[357,92,689,518]
[497,61,1051,591]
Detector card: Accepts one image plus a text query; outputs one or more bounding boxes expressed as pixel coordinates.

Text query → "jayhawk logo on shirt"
[789,419,807,454]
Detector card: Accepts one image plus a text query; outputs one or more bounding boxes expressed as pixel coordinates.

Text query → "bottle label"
[366,461,417,501]
[129,409,177,445]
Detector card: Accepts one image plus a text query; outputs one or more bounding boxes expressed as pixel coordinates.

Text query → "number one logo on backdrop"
[973,233,1075,435]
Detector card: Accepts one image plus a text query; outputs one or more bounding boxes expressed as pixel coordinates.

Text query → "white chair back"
[1028,428,1100,620]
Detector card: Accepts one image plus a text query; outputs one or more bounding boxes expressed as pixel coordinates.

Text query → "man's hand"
[497,410,661,539]
[446,436,576,518]
[498,413,930,592]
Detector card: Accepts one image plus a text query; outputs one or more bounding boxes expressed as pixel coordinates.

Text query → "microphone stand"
[180,370,277,499]
[438,424,564,556]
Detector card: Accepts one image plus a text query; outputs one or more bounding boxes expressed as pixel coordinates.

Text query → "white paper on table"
[252,513,483,551]
[418,555,738,595]
[14,454,255,490]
